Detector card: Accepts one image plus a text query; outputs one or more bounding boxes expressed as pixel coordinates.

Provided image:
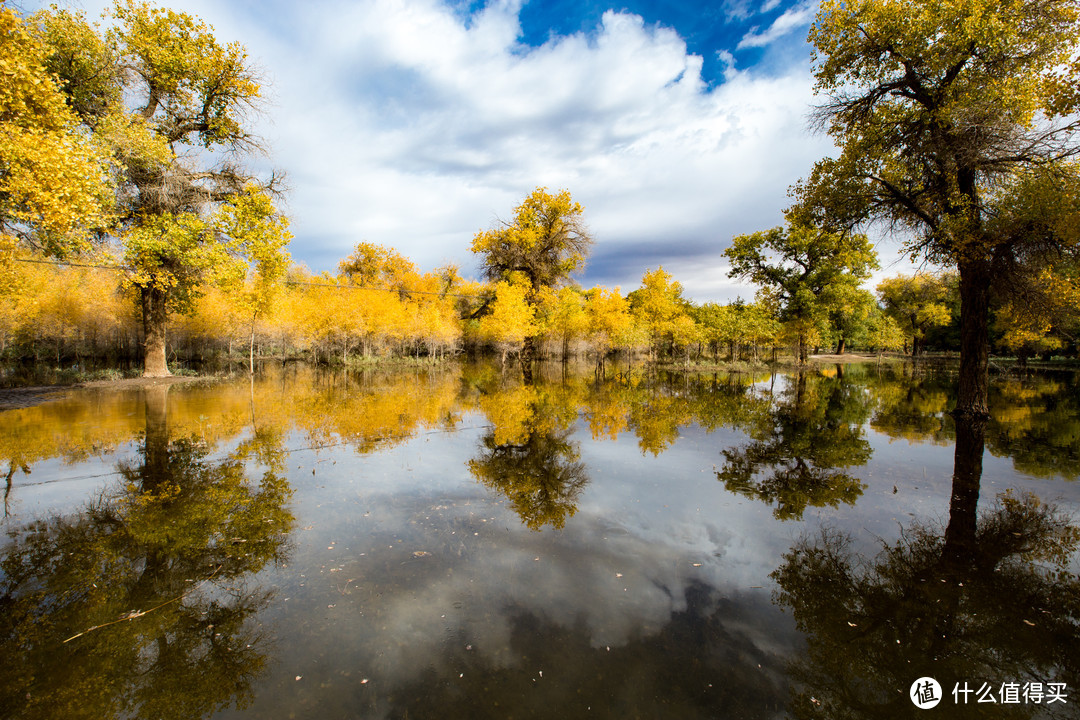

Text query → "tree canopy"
[0,7,112,260]
[471,187,592,377]
[36,1,288,377]
[725,223,878,363]
[790,0,1080,415]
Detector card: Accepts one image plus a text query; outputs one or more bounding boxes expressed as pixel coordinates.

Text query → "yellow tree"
[583,286,632,366]
[339,241,416,290]
[994,265,1080,362]
[876,273,955,356]
[792,0,1080,417]
[39,2,286,377]
[215,187,292,373]
[536,285,588,360]
[471,187,592,377]
[0,7,111,262]
[477,279,537,367]
[628,267,692,360]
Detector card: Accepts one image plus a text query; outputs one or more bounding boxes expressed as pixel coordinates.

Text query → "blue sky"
[32,0,914,301]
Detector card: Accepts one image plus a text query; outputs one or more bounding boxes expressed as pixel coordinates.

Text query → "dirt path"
[808,353,885,363]
[0,386,70,411]
[0,375,216,412]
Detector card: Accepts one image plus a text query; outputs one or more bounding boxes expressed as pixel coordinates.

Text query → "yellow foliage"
[0,7,112,252]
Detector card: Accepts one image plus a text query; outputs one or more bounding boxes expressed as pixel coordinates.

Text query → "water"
[2,362,1078,719]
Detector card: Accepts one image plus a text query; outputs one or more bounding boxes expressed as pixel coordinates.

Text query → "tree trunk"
[521,335,536,384]
[941,413,985,570]
[955,259,992,418]
[140,285,170,377]
[835,336,845,355]
[249,315,257,375]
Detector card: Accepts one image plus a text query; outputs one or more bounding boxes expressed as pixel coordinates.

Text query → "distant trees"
[628,267,696,361]
[876,274,955,357]
[725,223,878,363]
[471,188,592,377]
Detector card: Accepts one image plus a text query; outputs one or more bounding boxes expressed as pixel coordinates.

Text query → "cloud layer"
[37,0,838,300]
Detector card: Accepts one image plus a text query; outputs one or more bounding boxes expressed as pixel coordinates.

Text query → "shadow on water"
[0,384,294,720]
[772,407,1080,719]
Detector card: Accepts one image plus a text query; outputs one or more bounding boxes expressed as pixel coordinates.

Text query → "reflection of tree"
[870,369,1080,480]
[772,417,1080,719]
[985,376,1080,480]
[469,381,588,530]
[868,368,955,445]
[717,372,872,520]
[0,385,293,720]
[469,424,588,531]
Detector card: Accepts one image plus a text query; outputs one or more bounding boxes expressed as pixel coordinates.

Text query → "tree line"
[4,234,1077,371]
[2,0,1079,407]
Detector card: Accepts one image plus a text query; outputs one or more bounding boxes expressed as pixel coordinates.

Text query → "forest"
[6,234,1080,377]
[1,0,1079,385]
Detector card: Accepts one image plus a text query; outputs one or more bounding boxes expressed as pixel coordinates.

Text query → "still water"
[2,362,1078,719]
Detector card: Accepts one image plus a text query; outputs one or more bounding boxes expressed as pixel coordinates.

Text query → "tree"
[628,266,693,360]
[993,262,1080,362]
[583,286,632,368]
[476,279,536,367]
[338,241,416,290]
[791,0,1080,417]
[876,273,954,356]
[725,223,878,363]
[216,187,292,373]
[0,7,111,260]
[471,187,592,377]
[863,308,906,358]
[40,2,286,377]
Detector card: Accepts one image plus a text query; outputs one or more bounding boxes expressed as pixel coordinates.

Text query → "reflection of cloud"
[264,479,800,707]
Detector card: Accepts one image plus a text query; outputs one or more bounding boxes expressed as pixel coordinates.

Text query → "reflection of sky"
[213,418,804,717]
[5,370,1080,718]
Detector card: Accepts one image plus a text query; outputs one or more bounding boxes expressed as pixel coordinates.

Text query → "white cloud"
[27,0,834,302]
[737,1,818,49]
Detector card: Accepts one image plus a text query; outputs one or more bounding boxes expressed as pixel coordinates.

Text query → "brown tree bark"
[520,335,536,384]
[955,259,992,418]
[141,286,171,377]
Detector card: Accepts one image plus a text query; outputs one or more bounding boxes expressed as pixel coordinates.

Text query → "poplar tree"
[791,0,1080,417]
[39,1,288,376]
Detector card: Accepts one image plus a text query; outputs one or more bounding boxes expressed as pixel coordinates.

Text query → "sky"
[28,0,921,302]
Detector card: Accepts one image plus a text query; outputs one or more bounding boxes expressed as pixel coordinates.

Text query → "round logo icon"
[911,677,942,709]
